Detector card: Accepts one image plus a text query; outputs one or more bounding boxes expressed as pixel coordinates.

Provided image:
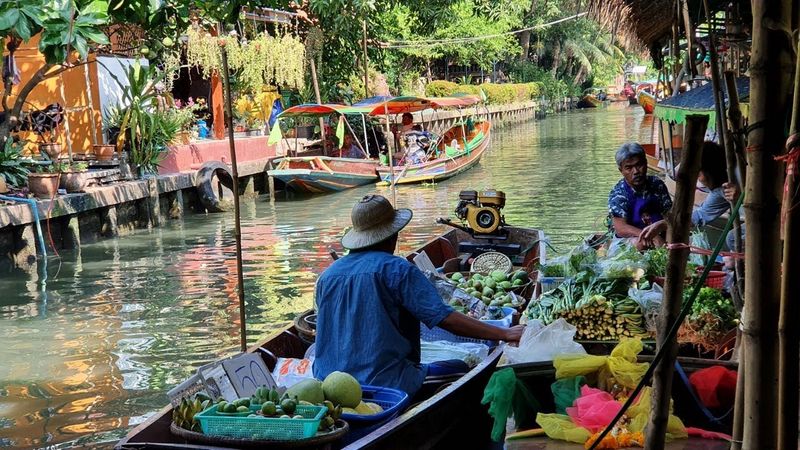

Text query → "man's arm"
[612,216,643,238]
[438,312,524,344]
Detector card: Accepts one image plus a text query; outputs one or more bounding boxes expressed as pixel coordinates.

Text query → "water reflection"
[0,104,647,448]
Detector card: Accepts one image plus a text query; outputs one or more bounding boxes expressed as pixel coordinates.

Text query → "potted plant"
[31,105,64,160]
[96,108,123,161]
[170,98,204,145]
[234,95,264,136]
[58,161,90,193]
[27,163,59,198]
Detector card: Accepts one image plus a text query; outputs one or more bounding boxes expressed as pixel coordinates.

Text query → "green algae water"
[0,104,652,448]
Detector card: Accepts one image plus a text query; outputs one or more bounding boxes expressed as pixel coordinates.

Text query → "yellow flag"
[336,116,345,149]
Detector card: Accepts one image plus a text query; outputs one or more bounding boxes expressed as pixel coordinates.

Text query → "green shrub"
[453,84,480,96]
[425,80,458,97]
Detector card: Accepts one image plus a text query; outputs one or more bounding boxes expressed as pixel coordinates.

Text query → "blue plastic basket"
[340,385,410,424]
[420,307,514,347]
[195,404,327,440]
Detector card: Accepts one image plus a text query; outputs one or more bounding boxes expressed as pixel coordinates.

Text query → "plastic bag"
[536,413,592,444]
[689,230,711,267]
[627,387,688,439]
[566,385,623,432]
[629,284,663,332]
[503,319,587,364]
[421,340,490,367]
[689,365,737,409]
[598,258,647,280]
[423,271,486,317]
[272,358,314,388]
[551,376,586,414]
[554,339,648,390]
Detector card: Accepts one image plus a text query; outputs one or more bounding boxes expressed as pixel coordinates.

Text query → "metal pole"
[361,113,369,157]
[310,58,326,153]
[219,39,248,353]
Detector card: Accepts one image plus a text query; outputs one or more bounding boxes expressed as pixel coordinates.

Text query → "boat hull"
[377,121,491,185]
[267,157,379,193]
[576,94,601,108]
[116,225,547,449]
[638,91,656,114]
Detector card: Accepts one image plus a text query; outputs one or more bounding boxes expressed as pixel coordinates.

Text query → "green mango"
[482,287,494,297]
[451,272,464,281]
[472,273,483,281]
[473,281,483,291]
[499,281,512,289]
[513,270,528,282]
[512,278,524,286]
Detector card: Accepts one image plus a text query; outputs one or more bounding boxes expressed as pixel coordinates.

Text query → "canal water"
[0,104,651,448]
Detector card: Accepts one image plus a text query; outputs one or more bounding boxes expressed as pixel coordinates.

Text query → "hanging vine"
[184,27,306,93]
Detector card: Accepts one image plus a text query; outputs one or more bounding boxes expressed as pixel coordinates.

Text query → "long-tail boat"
[267,104,380,194]
[115,223,547,449]
[373,95,491,185]
[638,90,656,114]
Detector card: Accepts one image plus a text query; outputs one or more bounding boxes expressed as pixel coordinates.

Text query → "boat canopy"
[366,94,482,116]
[278,103,371,118]
[654,77,750,129]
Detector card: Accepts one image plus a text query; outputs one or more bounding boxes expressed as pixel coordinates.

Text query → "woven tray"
[169,420,349,449]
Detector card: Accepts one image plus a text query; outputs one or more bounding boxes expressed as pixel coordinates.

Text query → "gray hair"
[615,143,646,167]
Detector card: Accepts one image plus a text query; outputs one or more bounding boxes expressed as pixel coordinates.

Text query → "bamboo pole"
[723,71,746,310]
[741,1,794,447]
[645,114,708,450]
[776,28,800,450]
[725,72,747,188]
[219,40,248,353]
[702,0,745,309]
[309,58,326,153]
[680,0,696,79]
[362,19,369,98]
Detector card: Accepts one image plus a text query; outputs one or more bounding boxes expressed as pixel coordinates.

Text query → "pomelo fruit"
[286,378,325,404]
[322,371,362,408]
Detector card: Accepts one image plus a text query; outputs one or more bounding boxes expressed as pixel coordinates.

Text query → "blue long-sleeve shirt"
[312,250,454,395]
[691,186,730,227]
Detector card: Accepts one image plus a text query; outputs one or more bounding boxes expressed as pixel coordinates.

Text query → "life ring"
[195,161,234,213]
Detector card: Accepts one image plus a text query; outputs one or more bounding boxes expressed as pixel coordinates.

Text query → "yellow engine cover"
[465,205,501,234]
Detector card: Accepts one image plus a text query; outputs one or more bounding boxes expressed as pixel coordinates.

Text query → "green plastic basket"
[195,404,327,440]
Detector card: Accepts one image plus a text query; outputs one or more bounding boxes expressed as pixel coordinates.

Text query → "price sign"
[223,353,277,398]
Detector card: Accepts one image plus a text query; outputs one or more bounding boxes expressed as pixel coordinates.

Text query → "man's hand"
[639,220,667,243]
[723,182,740,203]
[503,325,525,345]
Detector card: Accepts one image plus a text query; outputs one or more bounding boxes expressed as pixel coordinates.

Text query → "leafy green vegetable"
[644,248,668,279]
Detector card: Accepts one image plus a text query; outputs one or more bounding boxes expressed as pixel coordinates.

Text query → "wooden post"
[220,39,248,353]
[741,1,794,448]
[776,28,800,450]
[644,114,708,450]
[309,58,326,153]
[680,0,696,79]
[723,71,746,310]
[362,19,369,98]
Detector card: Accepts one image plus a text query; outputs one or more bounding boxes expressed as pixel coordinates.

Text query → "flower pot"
[39,143,62,159]
[245,129,263,137]
[28,173,60,198]
[59,171,90,193]
[93,144,116,161]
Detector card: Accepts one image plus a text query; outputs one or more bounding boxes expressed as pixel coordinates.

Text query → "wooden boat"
[576,94,602,109]
[377,120,491,185]
[268,156,380,193]
[266,103,380,194]
[642,143,664,175]
[638,90,656,114]
[117,225,547,449]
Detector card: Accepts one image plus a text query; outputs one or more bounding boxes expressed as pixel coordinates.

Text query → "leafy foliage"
[0,139,29,187]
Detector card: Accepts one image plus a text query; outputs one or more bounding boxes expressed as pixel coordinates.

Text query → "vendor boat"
[117,217,547,449]
[376,120,491,185]
[638,90,656,114]
[266,104,380,194]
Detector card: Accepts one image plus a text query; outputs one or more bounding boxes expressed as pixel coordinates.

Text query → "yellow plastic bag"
[606,339,648,389]
[536,413,592,444]
[553,339,648,389]
[627,387,688,440]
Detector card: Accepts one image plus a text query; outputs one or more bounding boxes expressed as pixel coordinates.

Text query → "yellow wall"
[5,36,103,157]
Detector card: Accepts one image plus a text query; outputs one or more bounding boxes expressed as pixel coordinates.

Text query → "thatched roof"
[588,0,750,57]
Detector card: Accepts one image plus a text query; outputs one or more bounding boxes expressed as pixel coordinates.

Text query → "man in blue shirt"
[608,143,673,250]
[313,195,524,396]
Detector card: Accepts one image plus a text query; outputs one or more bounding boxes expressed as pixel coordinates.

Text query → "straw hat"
[341,195,412,250]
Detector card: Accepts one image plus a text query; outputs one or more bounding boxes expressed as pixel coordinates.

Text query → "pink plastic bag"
[565,385,623,432]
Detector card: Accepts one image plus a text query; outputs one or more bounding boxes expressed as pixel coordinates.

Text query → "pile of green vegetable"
[678,286,738,351]
[446,270,529,311]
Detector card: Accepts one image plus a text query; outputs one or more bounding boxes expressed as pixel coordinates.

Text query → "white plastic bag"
[503,319,587,364]
[271,358,314,388]
[421,340,490,367]
[629,284,663,332]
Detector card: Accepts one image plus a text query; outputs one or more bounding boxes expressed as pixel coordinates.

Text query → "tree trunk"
[776,22,800,450]
[518,30,532,62]
[551,41,561,77]
[741,1,794,448]
[644,114,708,450]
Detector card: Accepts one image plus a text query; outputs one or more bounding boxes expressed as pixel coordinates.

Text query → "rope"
[775,133,800,225]
[587,191,746,450]
[665,243,745,260]
[378,13,587,49]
